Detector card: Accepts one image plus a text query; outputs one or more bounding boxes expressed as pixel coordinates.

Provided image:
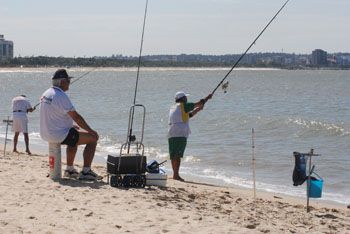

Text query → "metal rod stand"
[252,128,256,199]
[3,116,12,156]
[305,148,320,212]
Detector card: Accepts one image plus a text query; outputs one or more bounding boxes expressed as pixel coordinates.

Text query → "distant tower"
[311,49,327,66]
[0,34,14,60]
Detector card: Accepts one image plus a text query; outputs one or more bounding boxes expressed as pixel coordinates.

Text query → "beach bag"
[146,160,167,174]
[292,152,307,186]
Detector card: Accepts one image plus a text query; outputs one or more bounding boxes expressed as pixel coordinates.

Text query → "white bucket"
[49,143,61,180]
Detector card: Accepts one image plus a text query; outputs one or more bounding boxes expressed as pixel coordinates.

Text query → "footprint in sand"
[85,211,94,217]
[259,228,270,233]
[316,213,338,219]
[188,194,196,200]
[0,221,9,226]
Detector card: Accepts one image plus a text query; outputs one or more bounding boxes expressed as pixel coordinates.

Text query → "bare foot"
[13,150,19,153]
[173,176,185,182]
[26,150,32,155]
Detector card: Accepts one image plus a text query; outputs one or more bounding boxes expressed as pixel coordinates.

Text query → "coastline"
[0,149,349,233]
[1,66,349,73]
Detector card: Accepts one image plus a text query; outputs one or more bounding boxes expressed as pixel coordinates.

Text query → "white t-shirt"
[167,103,191,138]
[12,96,32,118]
[40,87,75,143]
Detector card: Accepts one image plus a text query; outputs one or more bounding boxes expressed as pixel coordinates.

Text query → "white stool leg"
[49,142,62,180]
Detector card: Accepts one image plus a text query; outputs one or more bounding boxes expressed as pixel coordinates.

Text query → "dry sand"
[0,150,349,234]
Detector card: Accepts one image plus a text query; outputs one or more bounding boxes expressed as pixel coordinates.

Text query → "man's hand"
[28,107,35,113]
[73,125,80,130]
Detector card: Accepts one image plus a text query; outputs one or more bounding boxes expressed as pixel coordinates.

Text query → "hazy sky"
[1,0,349,57]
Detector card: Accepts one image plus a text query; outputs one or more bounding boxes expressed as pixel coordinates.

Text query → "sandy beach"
[0,149,349,234]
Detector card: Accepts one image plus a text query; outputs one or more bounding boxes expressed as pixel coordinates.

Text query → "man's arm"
[67,110,99,139]
[189,105,203,118]
[190,93,213,117]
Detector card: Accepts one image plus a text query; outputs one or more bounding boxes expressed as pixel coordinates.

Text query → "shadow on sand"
[58,177,108,189]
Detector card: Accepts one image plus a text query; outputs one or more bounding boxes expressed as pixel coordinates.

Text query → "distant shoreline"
[1,66,349,72]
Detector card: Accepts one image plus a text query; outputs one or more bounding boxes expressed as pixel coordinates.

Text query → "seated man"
[40,69,101,180]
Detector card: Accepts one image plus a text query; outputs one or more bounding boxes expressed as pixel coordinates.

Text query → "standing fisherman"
[12,95,35,154]
[168,91,212,181]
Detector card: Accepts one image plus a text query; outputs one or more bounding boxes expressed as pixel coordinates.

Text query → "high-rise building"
[0,34,14,60]
[311,49,327,66]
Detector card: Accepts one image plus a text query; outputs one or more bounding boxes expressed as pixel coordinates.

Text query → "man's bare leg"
[66,145,78,166]
[13,132,19,153]
[171,158,184,181]
[76,132,98,168]
[24,133,31,155]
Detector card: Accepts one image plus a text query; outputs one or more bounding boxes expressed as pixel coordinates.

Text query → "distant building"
[0,34,14,60]
[311,49,327,66]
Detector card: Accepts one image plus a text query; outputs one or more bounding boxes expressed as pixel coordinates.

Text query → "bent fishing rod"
[127,0,149,149]
[211,0,290,96]
[32,67,99,109]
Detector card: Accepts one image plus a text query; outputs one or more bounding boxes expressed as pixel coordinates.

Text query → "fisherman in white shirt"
[168,91,212,181]
[40,69,101,180]
[12,95,35,155]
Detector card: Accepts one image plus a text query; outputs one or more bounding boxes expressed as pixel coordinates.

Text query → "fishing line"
[128,0,149,144]
[211,0,290,96]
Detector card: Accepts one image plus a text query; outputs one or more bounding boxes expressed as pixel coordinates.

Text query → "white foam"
[287,118,349,136]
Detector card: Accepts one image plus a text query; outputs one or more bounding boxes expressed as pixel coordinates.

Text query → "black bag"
[146,160,160,173]
[292,152,307,186]
[107,155,146,174]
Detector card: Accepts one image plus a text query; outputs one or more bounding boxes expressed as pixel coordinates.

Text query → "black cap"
[52,69,73,80]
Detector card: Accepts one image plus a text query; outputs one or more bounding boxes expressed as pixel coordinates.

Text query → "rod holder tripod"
[303,149,321,212]
[2,117,13,156]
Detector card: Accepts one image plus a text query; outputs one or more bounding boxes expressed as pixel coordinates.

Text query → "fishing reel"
[129,135,136,142]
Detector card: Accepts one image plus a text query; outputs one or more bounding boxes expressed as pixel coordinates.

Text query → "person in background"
[12,95,35,154]
[167,91,212,181]
[40,69,101,180]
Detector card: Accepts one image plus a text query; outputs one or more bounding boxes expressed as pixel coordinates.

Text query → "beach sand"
[0,150,349,234]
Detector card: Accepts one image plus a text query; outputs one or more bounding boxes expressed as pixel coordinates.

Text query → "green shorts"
[168,137,187,159]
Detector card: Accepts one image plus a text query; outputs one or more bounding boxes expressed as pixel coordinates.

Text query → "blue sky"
[0,0,349,57]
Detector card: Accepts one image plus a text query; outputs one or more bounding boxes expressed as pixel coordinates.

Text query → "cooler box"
[146,169,167,187]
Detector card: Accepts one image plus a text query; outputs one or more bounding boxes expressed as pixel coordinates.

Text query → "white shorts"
[12,116,28,133]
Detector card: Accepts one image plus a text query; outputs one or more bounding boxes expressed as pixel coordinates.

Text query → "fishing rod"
[32,67,99,109]
[211,0,290,96]
[127,0,149,148]
[70,67,99,85]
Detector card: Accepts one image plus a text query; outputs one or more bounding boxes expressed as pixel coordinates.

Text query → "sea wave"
[286,118,349,136]
[182,167,350,204]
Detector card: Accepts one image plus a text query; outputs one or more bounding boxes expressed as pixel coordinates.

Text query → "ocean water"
[0,67,349,204]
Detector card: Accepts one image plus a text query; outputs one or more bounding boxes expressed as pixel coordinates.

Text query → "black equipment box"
[107,154,146,175]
